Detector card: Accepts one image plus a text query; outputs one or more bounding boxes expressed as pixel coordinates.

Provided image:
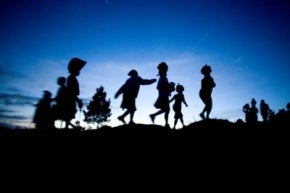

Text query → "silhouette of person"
[52,76,69,128]
[169,84,188,129]
[150,62,175,127]
[115,69,156,124]
[243,103,250,123]
[199,64,216,120]
[260,99,270,122]
[248,98,258,124]
[33,90,53,129]
[65,57,86,129]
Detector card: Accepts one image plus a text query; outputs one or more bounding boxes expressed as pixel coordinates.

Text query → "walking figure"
[150,62,175,127]
[33,90,53,129]
[51,76,69,128]
[199,64,216,120]
[65,57,86,129]
[243,103,250,123]
[248,98,258,124]
[169,84,188,129]
[260,99,270,122]
[115,69,156,124]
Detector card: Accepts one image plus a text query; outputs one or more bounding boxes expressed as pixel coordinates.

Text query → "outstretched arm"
[169,95,175,103]
[140,78,157,85]
[114,84,125,99]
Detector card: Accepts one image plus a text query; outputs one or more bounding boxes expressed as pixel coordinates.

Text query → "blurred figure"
[52,76,69,128]
[169,84,188,129]
[33,90,53,129]
[199,64,216,120]
[150,62,175,128]
[115,69,156,124]
[248,98,258,124]
[243,103,250,123]
[66,57,86,129]
[260,99,270,122]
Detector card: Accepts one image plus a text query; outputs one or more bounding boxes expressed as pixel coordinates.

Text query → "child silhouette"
[169,84,188,129]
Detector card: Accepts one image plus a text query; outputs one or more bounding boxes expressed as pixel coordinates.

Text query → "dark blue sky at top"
[0,0,289,128]
[2,0,289,61]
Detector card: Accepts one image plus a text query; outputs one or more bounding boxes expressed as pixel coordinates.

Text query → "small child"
[169,84,188,129]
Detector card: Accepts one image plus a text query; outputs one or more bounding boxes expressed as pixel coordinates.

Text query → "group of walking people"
[243,98,272,124]
[33,58,216,129]
[33,57,86,129]
[115,62,216,129]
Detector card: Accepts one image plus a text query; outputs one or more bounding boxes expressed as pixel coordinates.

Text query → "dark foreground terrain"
[1,119,288,190]
[1,119,288,148]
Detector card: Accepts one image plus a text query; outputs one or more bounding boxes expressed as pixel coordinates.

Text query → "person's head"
[176,84,184,93]
[68,57,86,76]
[43,90,52,99]
[157,62,168,76]
[201,64,212,75]
[244,103,250,109]
[128,69,138,77]
[251,98,257,106]
[57,77,66,86]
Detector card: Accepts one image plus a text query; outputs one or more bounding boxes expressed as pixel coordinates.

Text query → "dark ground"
[1,119,288,190]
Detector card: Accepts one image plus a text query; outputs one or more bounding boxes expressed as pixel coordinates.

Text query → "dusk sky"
[1,0,289,129]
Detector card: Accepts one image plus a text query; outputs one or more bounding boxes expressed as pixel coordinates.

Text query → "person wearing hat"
[115,69,156,124]
[169,84,188,129]
[65,57,86,129]
[150,62,175,128]
[33,90,53,129]
[199,64,216,120]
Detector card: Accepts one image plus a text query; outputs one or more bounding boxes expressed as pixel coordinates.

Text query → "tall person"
[150,62,175,128]
[199,64,216,120]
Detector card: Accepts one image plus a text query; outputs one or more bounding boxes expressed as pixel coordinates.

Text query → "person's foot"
[199,113,205,120]
[118,116,126,124]
[165,124,170,128]
[129,121,135,125]
[149,114,155,124]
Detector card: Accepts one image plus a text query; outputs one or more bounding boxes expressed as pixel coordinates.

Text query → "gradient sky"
[1,0,289,129]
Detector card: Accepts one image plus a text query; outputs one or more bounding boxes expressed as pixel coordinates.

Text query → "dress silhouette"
[169,84,188,129]
[33,90,53,129]
[115,69,156,124]
[199,64,216,120]
[65,57,86,129]
[150,62,175,127]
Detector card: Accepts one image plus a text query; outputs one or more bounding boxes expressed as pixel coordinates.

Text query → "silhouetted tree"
[83,86,111,129]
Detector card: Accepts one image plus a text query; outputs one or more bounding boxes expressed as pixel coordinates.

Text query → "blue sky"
[1,0,289,128]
